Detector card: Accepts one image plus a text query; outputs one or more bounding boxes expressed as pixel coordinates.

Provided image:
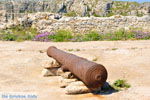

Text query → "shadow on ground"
[92,82,118,95]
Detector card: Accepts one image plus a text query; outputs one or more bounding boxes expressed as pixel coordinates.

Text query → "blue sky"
[114,0,150,3]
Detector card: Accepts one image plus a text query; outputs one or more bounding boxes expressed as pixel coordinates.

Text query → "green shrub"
[137,13,144,17]
[76,49,80,51]
[105,29,135,41]
[126,31,135,39]
[16,34,35,42]
[112,79,131,90]
[0,25,38,41]
[0,33,17,41]
[113,29,126,40]
[106,12,114,17]
[112,48,118,50]
[67,49,74,51]
[93,13,102,17]
[64,11,77,17]
[49,30,73,42]
[71,34,84,42]
[82,31,102,41]
[10,25,37,36]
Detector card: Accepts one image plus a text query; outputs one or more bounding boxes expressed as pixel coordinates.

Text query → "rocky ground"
[0,40,150,100]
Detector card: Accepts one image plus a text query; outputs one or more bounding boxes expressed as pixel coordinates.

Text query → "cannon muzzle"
[47,46,108,91]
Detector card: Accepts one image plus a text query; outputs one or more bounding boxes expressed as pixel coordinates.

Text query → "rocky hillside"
[109,1,150,17]
[0,0,150,18]
[0,0,112,17]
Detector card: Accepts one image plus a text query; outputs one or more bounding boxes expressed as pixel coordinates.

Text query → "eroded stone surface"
[41,67,59,77]
[61,72,75,79]
[59,77,78,88]
[57,68,65,76]
[65,81,90,94]
[42,58,61,69]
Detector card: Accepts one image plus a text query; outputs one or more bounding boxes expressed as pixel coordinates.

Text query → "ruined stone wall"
[0,12,150,33]
[33,14,150,34]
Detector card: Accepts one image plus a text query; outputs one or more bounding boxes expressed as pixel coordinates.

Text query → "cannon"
[47,46,108,91]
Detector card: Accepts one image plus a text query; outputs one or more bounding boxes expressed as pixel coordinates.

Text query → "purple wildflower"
[33,32,55,42]
[132,30,150,39]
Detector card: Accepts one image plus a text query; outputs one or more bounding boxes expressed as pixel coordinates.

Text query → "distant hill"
[0,0,150,17]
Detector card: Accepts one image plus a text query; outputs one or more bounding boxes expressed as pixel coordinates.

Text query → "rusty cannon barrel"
[47,46,108,91]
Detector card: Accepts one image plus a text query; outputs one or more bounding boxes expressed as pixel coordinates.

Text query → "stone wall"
[0,12,150,34]
[31,14,150,34]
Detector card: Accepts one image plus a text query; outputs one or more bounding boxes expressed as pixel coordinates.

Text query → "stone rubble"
[59,77,78,88]
[41,58,61,76]
[41,58,91,94]
[65,81,90,94]
[41,58,61,69]
[41,68,59,77]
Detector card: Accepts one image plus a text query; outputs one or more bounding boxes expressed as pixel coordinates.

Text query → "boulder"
[42,58,61,69]
[59,77,78,88]
[61,72,75,79]
[57,68,65,76]
[41,67,59,77]
[65,81,90,94]
[54,14,62,20]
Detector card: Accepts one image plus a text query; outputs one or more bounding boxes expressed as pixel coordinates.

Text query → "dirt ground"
[0,40,150,100]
